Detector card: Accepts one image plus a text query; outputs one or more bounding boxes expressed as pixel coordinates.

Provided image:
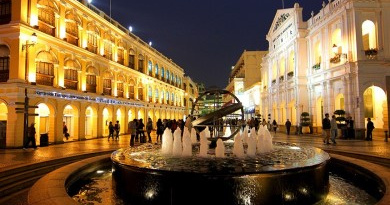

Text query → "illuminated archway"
[34,103,52,145]
[116,108,125,134]
[363,86,387,129]
[102,107,112,136]
[63,105,79,141]
[316,97,324,127]
[138,109,144,120]
[0,102,7,148]
[85,106,97,139]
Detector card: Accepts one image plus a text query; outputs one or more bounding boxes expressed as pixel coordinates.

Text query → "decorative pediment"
[272,13,290,32]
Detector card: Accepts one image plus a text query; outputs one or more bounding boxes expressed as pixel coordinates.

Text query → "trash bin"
[40,133,49,147]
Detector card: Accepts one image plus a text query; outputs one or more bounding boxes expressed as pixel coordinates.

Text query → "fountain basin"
[111,142,330,205]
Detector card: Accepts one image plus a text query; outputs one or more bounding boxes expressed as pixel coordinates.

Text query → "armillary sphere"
[190,89,244,141]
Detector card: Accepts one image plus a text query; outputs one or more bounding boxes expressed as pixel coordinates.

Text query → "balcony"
[117,91,123,98]
[86,84,96,93]
[64,79,78,90]
[36,73,54,86]
[103,87,112,96]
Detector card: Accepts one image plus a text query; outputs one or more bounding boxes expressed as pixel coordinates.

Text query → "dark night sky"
[90,0,322,88]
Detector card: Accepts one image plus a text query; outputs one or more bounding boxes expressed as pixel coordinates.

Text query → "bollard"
[385,131,388,142]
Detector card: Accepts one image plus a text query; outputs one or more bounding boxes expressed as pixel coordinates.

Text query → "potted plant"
[300,112,311,134]
[333,110,346,128]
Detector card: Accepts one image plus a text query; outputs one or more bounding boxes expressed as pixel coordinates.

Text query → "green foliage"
[334,109,346,125]
[300,112,311,126]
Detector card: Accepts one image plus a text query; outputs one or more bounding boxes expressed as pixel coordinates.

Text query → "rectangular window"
[0,0,11,25]
[117,49,124,64]
[129,55,135,68]
[117,82,123,97]
[38,9,55,36]
[129,85,135,99]
[138,87,143,100]
[86,75,96,93]
[103,79,112,95]
[87,33,97,54]
[0,56,9,82]
[104,41,112,60]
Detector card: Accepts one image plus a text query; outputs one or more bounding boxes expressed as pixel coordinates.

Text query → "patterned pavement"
[1,131,390,172]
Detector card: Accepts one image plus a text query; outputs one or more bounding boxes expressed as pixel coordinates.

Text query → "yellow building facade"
[0,0,187,148]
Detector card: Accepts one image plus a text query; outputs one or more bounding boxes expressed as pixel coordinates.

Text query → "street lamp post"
[19,33,37,146]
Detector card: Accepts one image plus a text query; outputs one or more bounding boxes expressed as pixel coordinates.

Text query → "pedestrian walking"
[330,115,337,144]
[63,121,69,140]
[285,119,291,135]
[23,123,38,150]
[114,120,120,140]
[146,118,153,143]
[128,119,137,146]
[156,119,163,143]
[366,118,375,141]
[272,120,278,134]
[108,121,114,140]
[322,113,331,144]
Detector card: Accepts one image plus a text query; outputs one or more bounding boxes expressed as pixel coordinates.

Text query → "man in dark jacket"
[366,118,375,141]
[285,119,292,135]
[322,113,331,144]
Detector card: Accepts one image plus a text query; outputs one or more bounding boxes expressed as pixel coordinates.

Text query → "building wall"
[0,0,188,148]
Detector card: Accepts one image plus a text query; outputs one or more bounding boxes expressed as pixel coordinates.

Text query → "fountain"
[111,90,330,205]
[112,127,330,205]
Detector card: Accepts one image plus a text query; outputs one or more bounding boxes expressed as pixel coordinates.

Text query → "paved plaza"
[0,131,389,205]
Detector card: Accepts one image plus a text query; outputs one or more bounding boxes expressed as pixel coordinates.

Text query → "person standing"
[272,120,278,134]
[108,121,114,140]
[63,121,69,140]
[346,116,355,139]
[23,123,37,150]
[114,120,120,140]
[366,118,375,141]
[330,115,338,144]
[285,119,291,135]
[156,119,163,143]
[128,119,137,146]
[137,118,145,143]
[146,118,153,143]
[322,113,331,144]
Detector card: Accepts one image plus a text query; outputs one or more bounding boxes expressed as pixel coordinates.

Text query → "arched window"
[87,23,99,54]
[155,64,159,78]
[362,20,377,51]
[86,67,97,93]
[0,45,10,82]
[166,70,170,82]
[37,0,58,36]
[117,75,125,98]
[117,41,125,65]
[155,88,159,103]
[138,83,144,100]
[288,51,294,73]
[161,67,165,80]
[313,41,321,67]
[272,62,277,83]
[102,71,112,96]
[171,93,175,105]
[279,58,285,81]
[148,85,153,102]
[148,60,153,76]
[104,33,113,60]
[64,60,80,90]
[161,90,164,103]
[166,91,170,104]
[128,79,135,99]
[36,51,56,86]
[128,49,135,69]
[65,10,81,46]
[138,54,144,73]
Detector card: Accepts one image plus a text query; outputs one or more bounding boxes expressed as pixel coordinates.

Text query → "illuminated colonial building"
[225,50,267,119]
[0,0,188,148]
[262,1,390,136]
[182,76,199,116]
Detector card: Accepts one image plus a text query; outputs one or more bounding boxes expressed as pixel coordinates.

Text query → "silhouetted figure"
[366,118,375,141]
[23,123,37,150]
[285,119,291,135]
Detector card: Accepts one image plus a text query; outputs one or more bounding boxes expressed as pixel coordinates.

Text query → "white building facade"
[262,1,390,137]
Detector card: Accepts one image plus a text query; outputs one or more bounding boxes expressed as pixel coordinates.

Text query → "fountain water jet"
[215,138,225,158]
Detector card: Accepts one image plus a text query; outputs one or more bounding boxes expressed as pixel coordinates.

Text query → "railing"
[64,79,78,90]
[38,21,55,36]
[103,87,111,96]
[36,73,54,86]
[86,84,96,93]
[117,90,123,98]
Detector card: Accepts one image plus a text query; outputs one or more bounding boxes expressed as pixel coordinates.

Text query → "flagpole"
[282,0,284,9]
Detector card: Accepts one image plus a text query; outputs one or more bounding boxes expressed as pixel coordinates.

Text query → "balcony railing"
[36,73,54,86]
[117,90,124,98]
[103,87,111,96]
[64,79,78,90]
